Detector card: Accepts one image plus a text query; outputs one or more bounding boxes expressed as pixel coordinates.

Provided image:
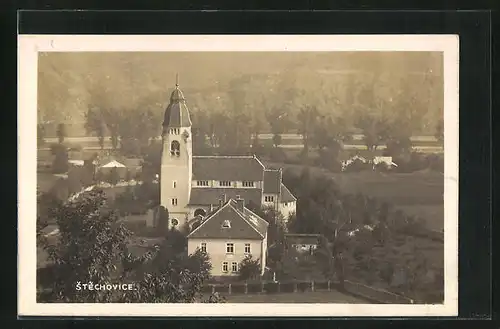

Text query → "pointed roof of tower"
[163,76,192,128]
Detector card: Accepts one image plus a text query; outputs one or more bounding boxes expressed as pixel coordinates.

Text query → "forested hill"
[38,52,443,136]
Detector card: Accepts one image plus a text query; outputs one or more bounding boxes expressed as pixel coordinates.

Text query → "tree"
[157,206,169,233]
[37,190,134,302]
[50,143,69,174]
[435,118,444,142]
[108,167,120,186]
[297,105,318,159]
[238,255,261,281]
[355,113,391,155]
[38,124,46,147]
[37,191,219,303]
[56,123,66,144]
[314,235,334,279]
[85,108,106,150]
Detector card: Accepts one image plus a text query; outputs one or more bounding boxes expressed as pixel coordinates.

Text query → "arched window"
[170,140,180,156]
[194,208,206,217]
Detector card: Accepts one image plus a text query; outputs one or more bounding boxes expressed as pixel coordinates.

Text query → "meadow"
[269,161,444,232]
[222,290,366,303]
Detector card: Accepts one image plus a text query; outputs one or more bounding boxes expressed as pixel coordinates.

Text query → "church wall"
[160,127,192,229]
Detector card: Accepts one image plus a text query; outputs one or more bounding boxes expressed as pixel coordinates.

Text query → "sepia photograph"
[18,35,458,317]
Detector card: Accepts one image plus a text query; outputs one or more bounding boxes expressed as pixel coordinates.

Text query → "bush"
[427,154,444,173]
[264,282,280,294]
[374,162,389,172]
[202,285,213,294]
[344,159,371,172]
[230,283,246,294]
[269,147,288,162]
[239,255,261,281]
[213,284,229,294]
[279,282,295,293]
[314,281,329,291]
[296,281,311,292]
[246,282,262,293]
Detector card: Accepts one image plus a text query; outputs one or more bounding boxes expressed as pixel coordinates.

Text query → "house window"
[231,262,239,273]
[265,196,274,202]
[226,243,234,254]
[173,181,177,188]
[222,262,229,273]
[197,180,209,187]
[244,243,251,254]
[171,198,178,206]
[170,140,180,156]
[200,242,207,252]
[284,202,288,206]
[219,181,231,187]
[222,220,231,228]
[242,181,254,187]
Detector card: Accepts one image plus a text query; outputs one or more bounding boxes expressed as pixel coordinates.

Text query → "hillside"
[37,52,444,136]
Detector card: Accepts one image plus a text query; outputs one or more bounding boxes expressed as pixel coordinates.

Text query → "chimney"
[222,194,227,203]
[218,198,223,208]
[236,197,245,212]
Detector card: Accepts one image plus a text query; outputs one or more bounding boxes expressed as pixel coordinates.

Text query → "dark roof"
[192,156,265,181]
[284,234,322,245]
[280,183,297,203]
[189,188,262,207]
[163,85,192,128]
[263,170,281,194]
[187,199,268,239]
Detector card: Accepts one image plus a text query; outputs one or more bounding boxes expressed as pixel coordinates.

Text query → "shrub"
[269,147,288,163]
[279,281,295,293]
[230,283,246,294]
[246,282,262,293]
[213,284,229,294]
[202,285,213,295]
[374,162,389,172]
[344,159,371,172]
[264,282,280,294]
[314,281,329,291]
[51,143,69,174]
[239,255,261,281]
[296,281,311,292]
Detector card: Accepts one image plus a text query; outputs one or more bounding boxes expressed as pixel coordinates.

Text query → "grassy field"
[222,291,366,303]
[270,162,444,232]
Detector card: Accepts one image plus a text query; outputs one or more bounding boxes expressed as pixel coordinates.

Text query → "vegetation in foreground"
[37,190,224,303]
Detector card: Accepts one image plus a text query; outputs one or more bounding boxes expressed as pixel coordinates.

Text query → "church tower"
[160,77,193,229]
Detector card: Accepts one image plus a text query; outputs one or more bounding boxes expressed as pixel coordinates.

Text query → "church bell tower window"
[170,140,181,156]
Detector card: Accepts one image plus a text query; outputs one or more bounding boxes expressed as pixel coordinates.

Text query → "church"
[159,81,297,230]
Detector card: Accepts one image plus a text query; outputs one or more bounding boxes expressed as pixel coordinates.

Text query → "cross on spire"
[175,73,179,88]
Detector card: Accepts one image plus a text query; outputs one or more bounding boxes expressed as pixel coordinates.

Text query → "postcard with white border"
[18,34,458,317]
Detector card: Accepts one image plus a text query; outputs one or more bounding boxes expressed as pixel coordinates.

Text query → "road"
[45,133,441,143]
[41,134,443,153]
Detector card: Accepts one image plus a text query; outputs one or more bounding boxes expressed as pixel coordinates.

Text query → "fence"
[203,279,414,304]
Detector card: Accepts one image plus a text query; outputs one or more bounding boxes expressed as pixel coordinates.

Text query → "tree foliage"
[37,191,218,303]
[50,143,69,174]
[238,255,261,281]
[281,168,440,301]
[56,123,66,144]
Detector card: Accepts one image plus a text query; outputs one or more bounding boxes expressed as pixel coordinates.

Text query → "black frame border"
[14,9,494,325]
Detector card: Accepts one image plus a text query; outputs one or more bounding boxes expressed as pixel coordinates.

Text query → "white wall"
[188,238,266,276]
[160,127,192,229]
